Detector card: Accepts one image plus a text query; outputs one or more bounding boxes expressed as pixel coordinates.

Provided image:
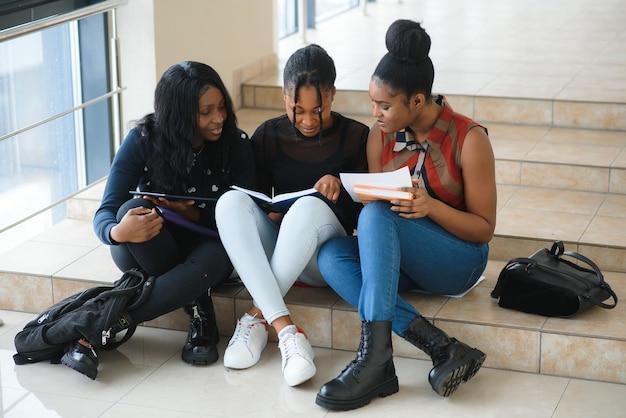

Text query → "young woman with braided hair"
[215,44,368,386]
[316,19,496,410]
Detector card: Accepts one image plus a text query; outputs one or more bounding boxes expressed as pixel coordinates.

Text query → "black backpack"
[13,268,154,365]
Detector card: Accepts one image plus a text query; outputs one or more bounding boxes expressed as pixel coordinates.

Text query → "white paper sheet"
[340,167,413,202]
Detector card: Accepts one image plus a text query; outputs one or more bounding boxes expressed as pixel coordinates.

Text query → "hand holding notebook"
[230,185,338,213]
[129,191,216,202]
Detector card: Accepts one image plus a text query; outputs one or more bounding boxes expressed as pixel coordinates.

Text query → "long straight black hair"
[139,61,239,194]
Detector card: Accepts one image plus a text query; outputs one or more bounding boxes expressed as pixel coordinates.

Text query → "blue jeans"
[317,201,488,337]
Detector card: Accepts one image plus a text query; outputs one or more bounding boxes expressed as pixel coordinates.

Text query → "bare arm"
[366,123,383,173]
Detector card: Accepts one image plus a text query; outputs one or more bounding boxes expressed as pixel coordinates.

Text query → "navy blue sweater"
[94,126,256,245]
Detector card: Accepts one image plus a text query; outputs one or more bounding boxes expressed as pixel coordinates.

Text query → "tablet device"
[129,191,217,202]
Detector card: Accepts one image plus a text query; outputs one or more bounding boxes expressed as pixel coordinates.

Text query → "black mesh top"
[251,111,369,232]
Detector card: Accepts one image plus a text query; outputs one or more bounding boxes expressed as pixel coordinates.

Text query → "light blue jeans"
[317,200,488,337]
[215,190,347,324]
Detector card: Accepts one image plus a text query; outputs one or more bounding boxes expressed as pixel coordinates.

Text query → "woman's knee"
[288,196,330,218]
[215,190,254,222]
[283,196,343,234]
[357,201,397,233]
[360,200,391,220]
[116,198,155,222]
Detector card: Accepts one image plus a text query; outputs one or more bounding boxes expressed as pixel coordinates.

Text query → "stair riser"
[2,272,623,385]
[244,85,626,131]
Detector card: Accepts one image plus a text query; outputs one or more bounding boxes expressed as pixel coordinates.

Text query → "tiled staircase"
[1,72,625,386]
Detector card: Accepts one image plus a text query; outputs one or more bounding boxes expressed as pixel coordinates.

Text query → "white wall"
[115,0,276,134]
[115,0,156,132]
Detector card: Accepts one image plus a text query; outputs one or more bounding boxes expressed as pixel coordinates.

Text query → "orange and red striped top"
[380,96,486,210]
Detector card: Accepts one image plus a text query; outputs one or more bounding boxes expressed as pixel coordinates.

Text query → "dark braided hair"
[283,44,336,140]
[373,19,435,103]
[137,61,239,194]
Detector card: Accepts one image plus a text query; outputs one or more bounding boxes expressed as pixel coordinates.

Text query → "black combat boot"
[61,310,136,380]
[181,291,219,365]
[316,321,399,411]
[404,315,486,397]
[61,338,99,380]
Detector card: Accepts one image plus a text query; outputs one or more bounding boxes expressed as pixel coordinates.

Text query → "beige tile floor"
[1,308,625,418]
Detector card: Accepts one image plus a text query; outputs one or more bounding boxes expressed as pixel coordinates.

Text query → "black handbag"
[491,241,618,317]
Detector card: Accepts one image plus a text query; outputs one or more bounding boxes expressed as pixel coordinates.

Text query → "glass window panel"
[0,22,79,243]
[0,111,77,229]
[315,0,359,23]
[0,9,118,253]
[277,0,298,38]
[0,24,73,137]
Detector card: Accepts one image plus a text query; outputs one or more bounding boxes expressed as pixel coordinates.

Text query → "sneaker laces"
[279,327,306,363]
[279,333,299,362]
[231,314,265,344]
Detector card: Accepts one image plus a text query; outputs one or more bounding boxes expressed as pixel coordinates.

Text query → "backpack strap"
[99,273,155,350]
[127,275,155,310]
[13,347,64,365]
[100,323,138,351]
[561,248,618,309]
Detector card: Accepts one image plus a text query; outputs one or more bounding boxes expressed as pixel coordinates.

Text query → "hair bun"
[385,19,431,64]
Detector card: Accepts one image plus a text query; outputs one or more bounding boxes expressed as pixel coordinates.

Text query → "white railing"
[0,0,127,42]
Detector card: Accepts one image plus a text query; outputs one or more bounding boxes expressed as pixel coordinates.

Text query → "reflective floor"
[2,309,626,418]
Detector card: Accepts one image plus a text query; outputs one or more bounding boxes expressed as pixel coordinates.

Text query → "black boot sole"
[181,345,219,365]
[315,377,399,411]
[430,348,486,397]
[61,353,97,380]
[463,349,486,382]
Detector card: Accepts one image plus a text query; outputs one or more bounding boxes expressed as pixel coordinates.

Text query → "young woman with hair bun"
[316,19,496,410]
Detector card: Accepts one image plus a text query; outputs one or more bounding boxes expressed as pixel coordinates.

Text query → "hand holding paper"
[340,167,413,203]
[352,185,414,202]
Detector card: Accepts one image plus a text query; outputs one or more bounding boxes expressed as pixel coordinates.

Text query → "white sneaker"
[278,326,316,386]
[223,313,268,369]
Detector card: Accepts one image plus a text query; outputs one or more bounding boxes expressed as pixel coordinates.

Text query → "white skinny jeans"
[215,190,347,324]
